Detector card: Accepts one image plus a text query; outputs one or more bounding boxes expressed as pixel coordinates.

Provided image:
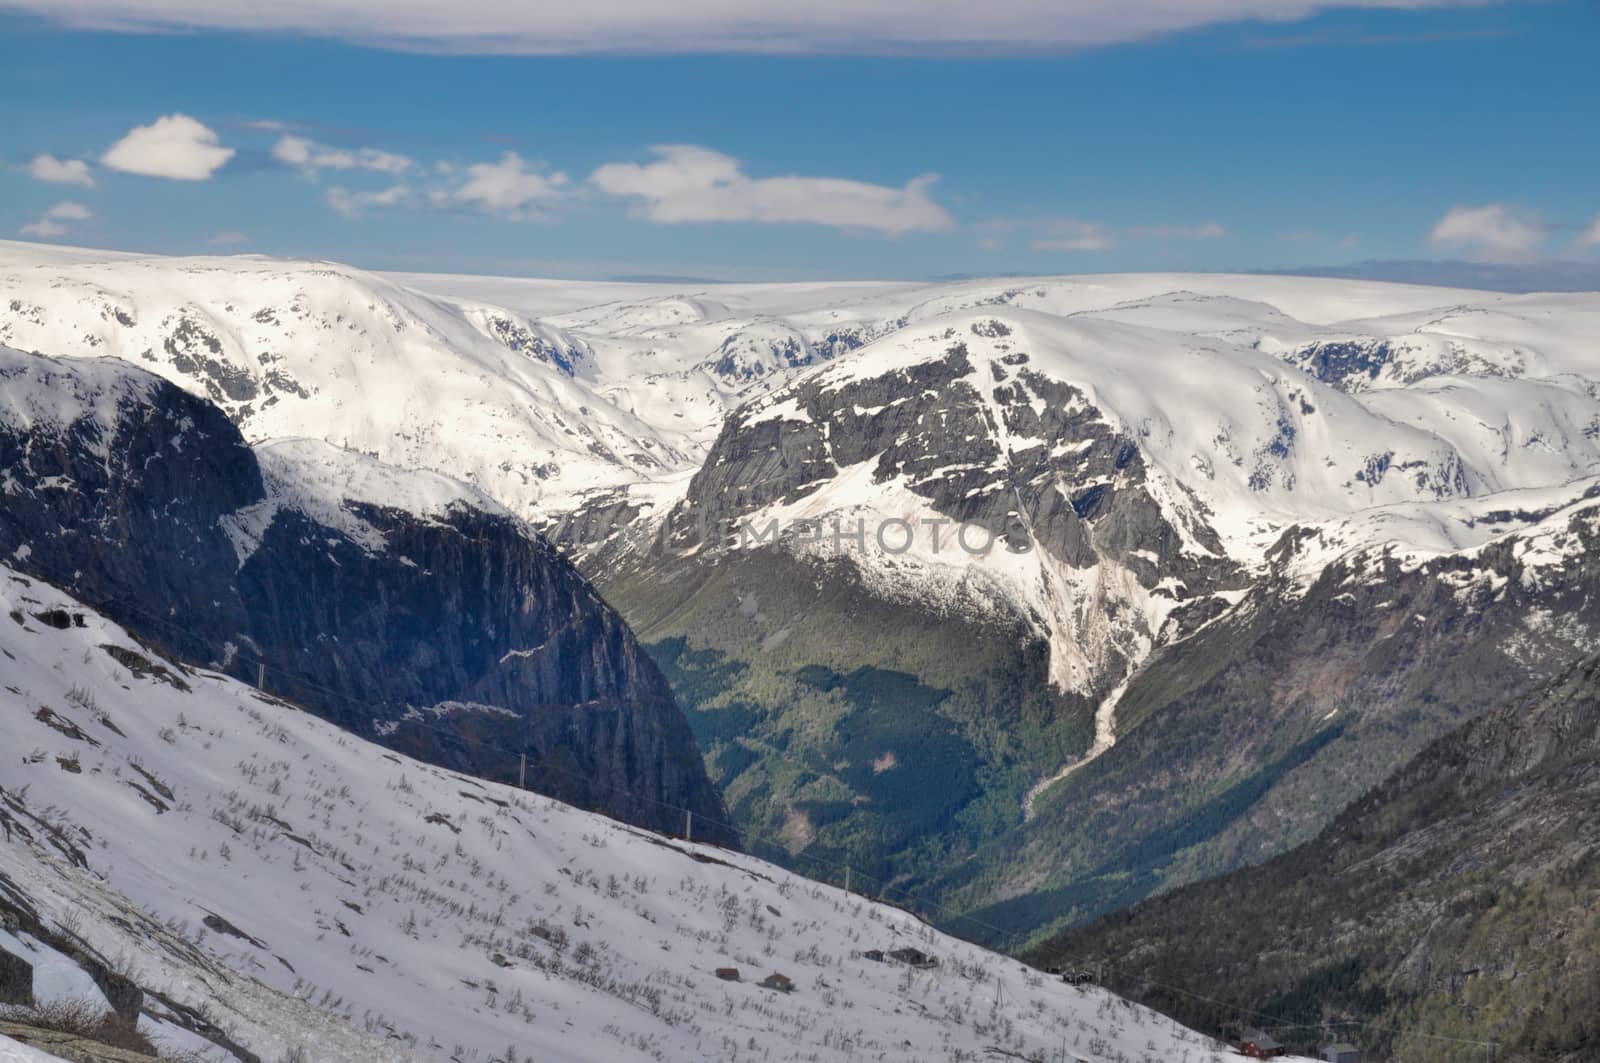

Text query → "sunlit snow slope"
[0,567,1294,1062]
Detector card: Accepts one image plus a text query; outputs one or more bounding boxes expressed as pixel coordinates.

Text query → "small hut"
[1240,1029,1285,1059]
[1321,1044,1361,1063]
[759,972,794,993]
[714,967,741,982]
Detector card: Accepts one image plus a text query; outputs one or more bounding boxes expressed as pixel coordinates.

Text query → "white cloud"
[4,1,1491,54]
[102,114,234,180]
[449,153,568,215]
[312,154,565,219]
[1429,203,1546,263]
[205,230,250,246]
[27,154,95,187]
[19,201,92,239]
[273,135,413,175]
[591,145,951,234]
[326,184,414,218]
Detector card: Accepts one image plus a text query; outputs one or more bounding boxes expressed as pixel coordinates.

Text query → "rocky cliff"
[1028,653,1600,1061]
[0,347,730,842]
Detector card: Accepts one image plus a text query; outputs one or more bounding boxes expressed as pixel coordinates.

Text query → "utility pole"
[256,661,265,689]
[844,866,851,894]
[518,752,527,789]
[685,809,693,843]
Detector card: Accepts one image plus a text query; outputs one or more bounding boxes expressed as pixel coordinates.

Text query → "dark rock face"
[1283,338,1395,388]
[1030,654,1600,1061]
[933,502,1600,945]
[591,319,1600,941]
[0,350,260,665]
[1278,335,1521,392]
[475,314,583,376]
[576,328,1252,893]
[679,339,1239,627]
[0,946,31,1007]
[73,950,143,1024]
[0,349,729,843]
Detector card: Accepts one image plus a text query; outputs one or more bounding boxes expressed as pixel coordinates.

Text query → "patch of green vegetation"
[1025,655,1600,1061]
[599,547,1094,895]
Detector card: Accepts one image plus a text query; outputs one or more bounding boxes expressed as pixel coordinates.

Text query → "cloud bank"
[273,135,414,175]
[2,0,1496,54]
[326,184,415,218]
[591,145,951,234]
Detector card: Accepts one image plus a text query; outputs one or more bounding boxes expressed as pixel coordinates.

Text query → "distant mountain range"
[6,238,1600,987]
[1270,257,1600,293]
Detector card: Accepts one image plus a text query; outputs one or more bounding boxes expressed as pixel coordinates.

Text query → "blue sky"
[4,0,1597,282]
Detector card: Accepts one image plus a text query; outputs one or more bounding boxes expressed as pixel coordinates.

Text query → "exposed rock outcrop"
[0,348,730,843]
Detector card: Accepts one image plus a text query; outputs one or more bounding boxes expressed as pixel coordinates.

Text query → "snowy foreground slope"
[0,566,1290,1063]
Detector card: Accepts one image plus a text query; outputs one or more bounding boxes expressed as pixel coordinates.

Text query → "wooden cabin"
[1239,1029,1285,1059]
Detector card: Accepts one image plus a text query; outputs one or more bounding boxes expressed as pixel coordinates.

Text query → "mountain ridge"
[1026,650,1600,1061]
[0,345,730,842]
[9,239,1600,947]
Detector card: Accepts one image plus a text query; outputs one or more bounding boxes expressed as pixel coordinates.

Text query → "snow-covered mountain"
[0,243,914,523]
[594,278,1600,630]
[0,241,685,520]
[0,345,729,842]
[562,273,1600,922]
[0,564,1288,1063]
[10,237,1600,950]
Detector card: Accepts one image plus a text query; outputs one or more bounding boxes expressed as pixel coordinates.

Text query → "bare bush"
[2,998,158,1054]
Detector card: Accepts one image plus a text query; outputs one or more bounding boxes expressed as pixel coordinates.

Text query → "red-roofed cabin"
[1240,1029,1286,1059]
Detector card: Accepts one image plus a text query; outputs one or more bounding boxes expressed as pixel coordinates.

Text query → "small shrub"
[4,998,158,1054]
